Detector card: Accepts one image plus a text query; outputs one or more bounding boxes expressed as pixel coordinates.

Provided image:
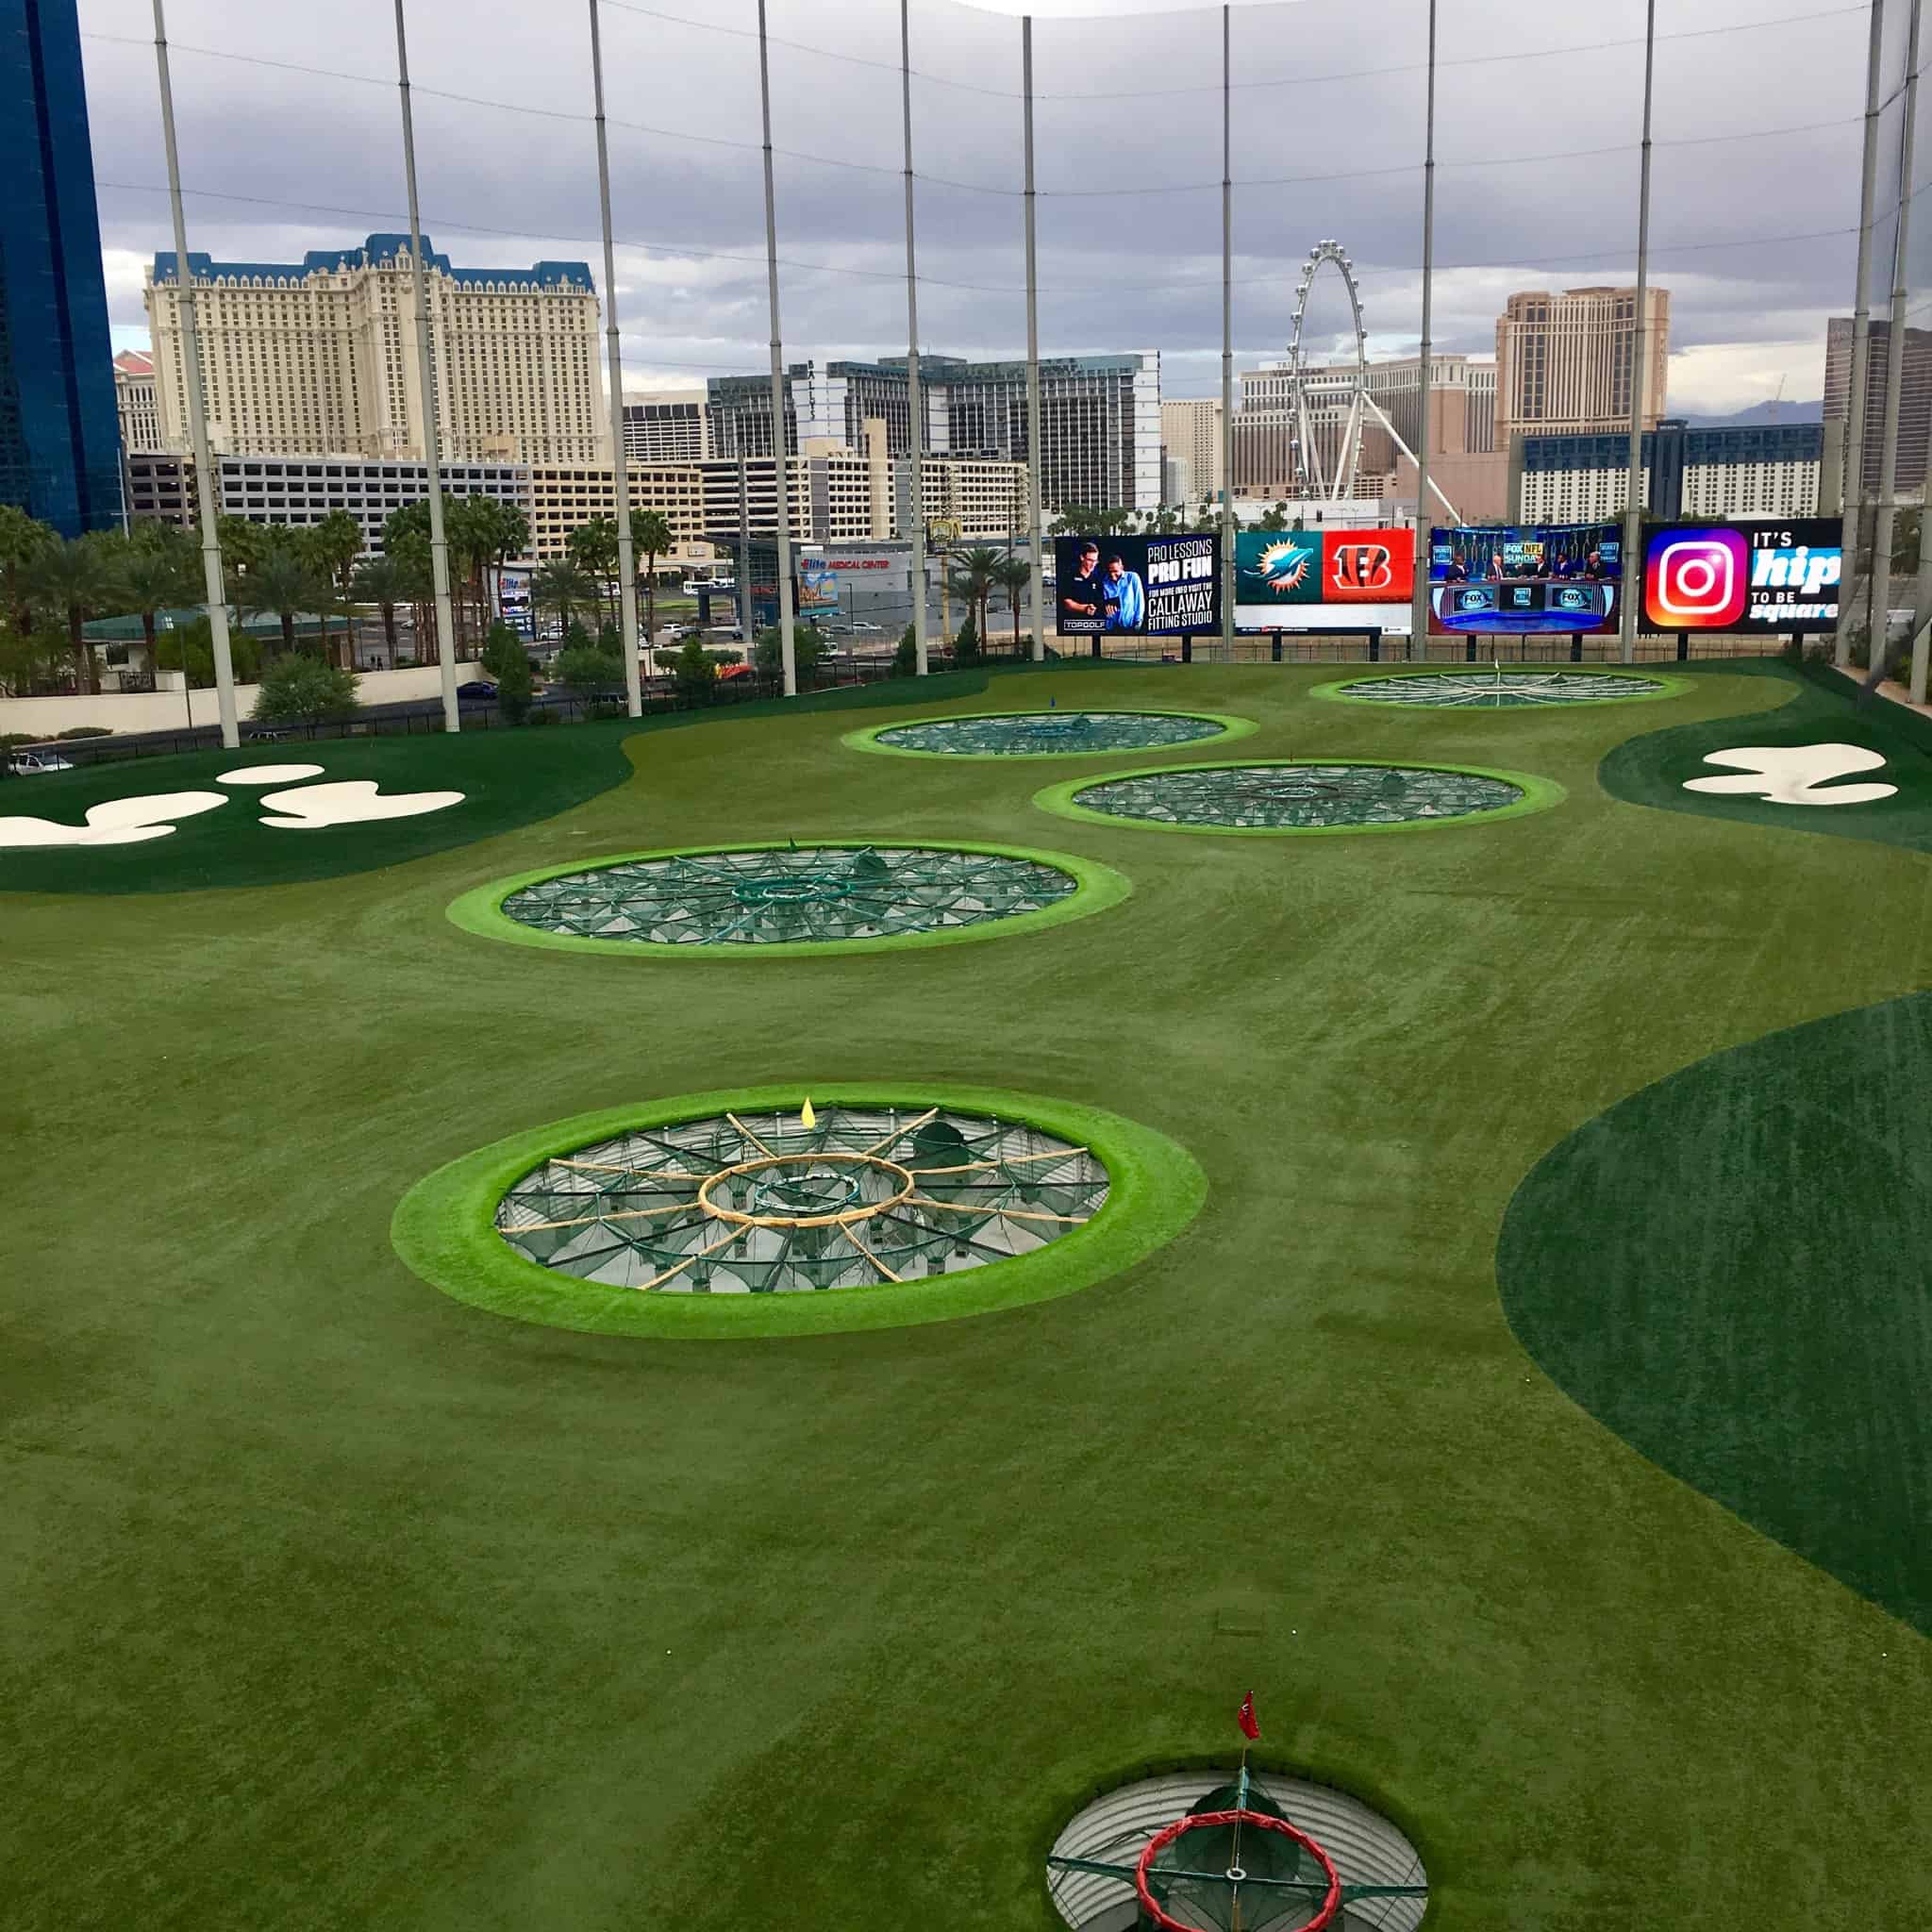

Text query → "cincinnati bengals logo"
[1329,543,1393,592]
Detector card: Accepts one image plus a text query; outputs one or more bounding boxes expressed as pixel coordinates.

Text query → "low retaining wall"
[0,665,453,740]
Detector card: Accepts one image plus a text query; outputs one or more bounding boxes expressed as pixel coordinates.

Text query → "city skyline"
[73,0,1881,422]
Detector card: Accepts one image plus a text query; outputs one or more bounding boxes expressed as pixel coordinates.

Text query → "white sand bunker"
[1683,744,1898,807]
[216,764,324,787]
[0,791,228,848]
[258,780,464,829]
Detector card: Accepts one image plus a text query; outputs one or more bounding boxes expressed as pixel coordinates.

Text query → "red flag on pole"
[1237,1691,1259,1741]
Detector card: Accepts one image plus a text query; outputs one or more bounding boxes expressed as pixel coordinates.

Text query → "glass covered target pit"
[495,1103,1110,1293]
[1064,761,1527,832]
[498,843,1077,946]
[1326,670,1672,708]
[871,710,1234,756]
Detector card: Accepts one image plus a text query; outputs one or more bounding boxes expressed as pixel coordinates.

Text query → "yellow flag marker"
[800,1096,817,1131]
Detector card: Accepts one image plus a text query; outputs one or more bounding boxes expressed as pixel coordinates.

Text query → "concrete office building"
[708,353,1158,512]
[622,391,708,463]
[1495,287,1670,441]
[144,234,607,465]
[1,0,122,535]
[1514,421,1822,524]
[1159,398,1223,502]
[1823,315,1932,499]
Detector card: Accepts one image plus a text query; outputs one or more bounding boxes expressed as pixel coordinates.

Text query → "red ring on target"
[1134,1807,1341,1931]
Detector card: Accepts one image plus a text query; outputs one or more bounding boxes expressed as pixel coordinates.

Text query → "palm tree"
[302,508,364,662]
[351,552,425,668]
[0,505,55,639]
[21,535,120,694]
[568,517,620,632]
[946,545,1004,656]
[115,541,197,682]
[236,549,323,657]
[473,496,530,626]
[530,558,599,639]
[993,554,1031,656]
[633,508,673,645]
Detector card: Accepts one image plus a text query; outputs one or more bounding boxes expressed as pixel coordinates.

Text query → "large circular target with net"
[847,708,1256,759]
[1313,668,1690,709]
[1036,758,1561,837]
[448,840,1129,958]
[1048,1766,1428,1931]
[391,1084,1206,1339]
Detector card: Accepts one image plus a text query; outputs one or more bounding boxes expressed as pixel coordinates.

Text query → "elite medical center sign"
[1641,519,1841,631]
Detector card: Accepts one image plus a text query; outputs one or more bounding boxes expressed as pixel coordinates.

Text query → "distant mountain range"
[1677,400,1824,427]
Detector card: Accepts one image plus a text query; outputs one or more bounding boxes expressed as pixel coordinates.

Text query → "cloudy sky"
[78,0,1913,414]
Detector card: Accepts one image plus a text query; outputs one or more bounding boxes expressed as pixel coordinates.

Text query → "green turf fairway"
[1498,991,1932,1638]
[6,659,1932,1930]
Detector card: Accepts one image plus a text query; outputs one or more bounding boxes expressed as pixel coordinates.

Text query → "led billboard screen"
[1055,533,1220,637]
[1234,527,1414,631]
[1641,520,1841,631]
[1427,523,1623,636]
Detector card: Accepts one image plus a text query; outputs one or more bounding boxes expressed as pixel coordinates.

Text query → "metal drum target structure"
[849,708,1255,760]
[1289,241,1368,503]
[1314,669,1688,709]
[1037,758,1564,837]
[494,1102,1108,1294]
[1047,1766,1428,1931]
[447,840,1131,958]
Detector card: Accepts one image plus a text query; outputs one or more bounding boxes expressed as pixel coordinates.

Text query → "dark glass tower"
[1,0,121,536]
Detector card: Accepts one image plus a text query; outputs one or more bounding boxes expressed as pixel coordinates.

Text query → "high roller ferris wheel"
[1288,239,1369,502]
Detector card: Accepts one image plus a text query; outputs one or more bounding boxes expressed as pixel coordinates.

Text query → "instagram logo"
[1647,528,1749,627]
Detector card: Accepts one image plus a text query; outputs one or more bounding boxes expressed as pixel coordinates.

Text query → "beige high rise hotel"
[143,233,608,465]
[1494,286,1670,442]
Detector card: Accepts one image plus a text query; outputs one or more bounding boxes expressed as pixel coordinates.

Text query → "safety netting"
[1071,762,1521,830]
[1337,672,1668,708]
[495,1103,1108,1292]
[875,712,1229,756]
[498,844,1075,945]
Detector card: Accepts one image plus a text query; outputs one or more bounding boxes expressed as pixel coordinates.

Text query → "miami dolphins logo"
[1256,541,1315,594]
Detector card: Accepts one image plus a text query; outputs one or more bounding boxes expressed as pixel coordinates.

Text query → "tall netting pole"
[756,0,796,697]
[392,0,460,731]
[1618,0,1657,669]
[1219,5,1236,666]
[1407,0,1438,662]
[588,0,641,719]
[151,0,239,749]
[1870,0,1923,682]
[1024,14,1044,664]
[1838,0,1889,670]
[900,0,927,677]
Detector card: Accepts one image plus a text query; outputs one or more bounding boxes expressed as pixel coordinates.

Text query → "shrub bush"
[252,653,359,725]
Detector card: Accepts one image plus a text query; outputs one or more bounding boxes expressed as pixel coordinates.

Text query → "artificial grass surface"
[1599,658,1932,850]
[7,658,1932,1930]
[1496,992,1932,1639]
[0,670,998,893]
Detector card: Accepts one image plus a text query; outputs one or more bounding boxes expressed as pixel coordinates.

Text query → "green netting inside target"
[1072,762,1524,830]
[876,710,1228,755]
[495,1103,1109,1293]
[499,844,1075,945]
[1337,671,1668,708]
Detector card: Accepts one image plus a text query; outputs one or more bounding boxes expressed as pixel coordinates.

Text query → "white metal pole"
[756,0,796,696]
[1618,0,1657,668]
[588,0,642,718]
[901,0,927,676]
[1407,0,1438,661]
[1219,5,1236,664]
[1838,0,1889,669]
[392,0,459,732]
[1024,16,1044,663]
[152,0,238,749]
[1871,0,1922,682]
[737,453,753,642]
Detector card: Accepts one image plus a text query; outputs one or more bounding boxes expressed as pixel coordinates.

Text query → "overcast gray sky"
[80,0,1906,413]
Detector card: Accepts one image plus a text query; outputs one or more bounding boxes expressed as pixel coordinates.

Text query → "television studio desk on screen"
[1430,577,1615,634]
